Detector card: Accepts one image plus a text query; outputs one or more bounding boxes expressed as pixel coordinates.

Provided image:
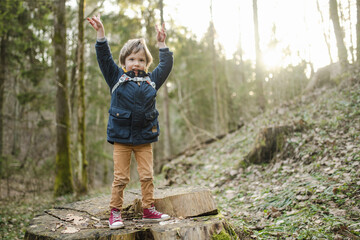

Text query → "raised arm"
[151,23,173,90]
[87,14,120,89]
[155,23,167,49]
[87,14,105,39]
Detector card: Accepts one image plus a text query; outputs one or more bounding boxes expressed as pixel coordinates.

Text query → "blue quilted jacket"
[95,40,173,145]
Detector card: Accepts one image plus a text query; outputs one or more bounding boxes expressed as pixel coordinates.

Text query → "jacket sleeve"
[150,48,173,90]
[95,40,121,89]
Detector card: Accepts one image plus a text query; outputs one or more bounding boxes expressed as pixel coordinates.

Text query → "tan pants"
[110,142,154,210]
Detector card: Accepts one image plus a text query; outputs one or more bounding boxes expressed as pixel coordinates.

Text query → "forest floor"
[0,187,113,239]
[162,72,360,239]
[1,71,360,240]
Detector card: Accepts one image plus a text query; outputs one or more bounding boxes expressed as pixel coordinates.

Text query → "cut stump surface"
[24,187,237,240]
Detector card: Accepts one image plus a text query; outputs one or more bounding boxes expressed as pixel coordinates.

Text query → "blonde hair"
[119,38,153,71]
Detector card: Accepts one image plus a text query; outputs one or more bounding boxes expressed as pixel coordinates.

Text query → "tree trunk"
[24,187,237,240]
[347,0,355,63]
[329,0,348,66]
[243,121,305,165]
[209,0,220,135]
[357,0,360,63]
[75,0,88,195]
[70,44,78,116]
[159,0,172,159]
[252,0,266,112]
[53,0,74,196]
[237,9,246,84]
[317,0,334,63]
[0,36,6,177]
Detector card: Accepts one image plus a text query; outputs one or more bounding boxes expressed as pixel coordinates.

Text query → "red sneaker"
[143,204,170,222]
[108,208,124,229]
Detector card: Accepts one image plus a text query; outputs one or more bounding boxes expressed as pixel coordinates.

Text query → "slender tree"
[357,0,360,63]
[54,0,74,196]
[209,0,220,135]
[317,0,334,63]
[0,34,5,176]
[159,0,171,158]
[236,7,246,84]
[75,0,88,194]
[252,0,266,111]
[346,0,355,63]
[0,0,25,176]
[329,0,348,66]
[0,0,16,177]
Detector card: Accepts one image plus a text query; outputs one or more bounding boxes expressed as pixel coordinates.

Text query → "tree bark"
[159,0,172,159]
[209,0,220,135]
[0,36,6,176]
[253,0,266,112]
[329,0,348,66]
[347,0,355,63]
[75,0,88,195]
[357,0,360,63]
[243,121,305,165]
[237,7,246,84]
[53,0,74,196]
[317,0,334,63]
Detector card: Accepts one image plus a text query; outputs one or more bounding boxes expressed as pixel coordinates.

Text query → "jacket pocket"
[141,109,160,140]
[108,107,131,139]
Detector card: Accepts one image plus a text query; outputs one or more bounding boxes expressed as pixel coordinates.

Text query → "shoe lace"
[112,210,121,221]
[148,206,161,216]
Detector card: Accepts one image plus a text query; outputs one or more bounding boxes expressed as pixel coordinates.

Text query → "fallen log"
[24,187,237,240]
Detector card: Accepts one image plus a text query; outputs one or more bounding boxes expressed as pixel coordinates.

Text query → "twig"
[53,206,99,219]
[44,210,70,222]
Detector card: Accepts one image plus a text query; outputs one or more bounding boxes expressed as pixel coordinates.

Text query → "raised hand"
[87,14,105,39]
[155,23,167,48]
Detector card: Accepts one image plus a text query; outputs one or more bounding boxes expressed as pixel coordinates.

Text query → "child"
[87,14,173,229]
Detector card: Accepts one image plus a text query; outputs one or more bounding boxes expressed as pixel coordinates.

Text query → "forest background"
[0,0,359,231]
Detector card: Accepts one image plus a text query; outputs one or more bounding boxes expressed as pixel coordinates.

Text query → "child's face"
[124,50,146,76]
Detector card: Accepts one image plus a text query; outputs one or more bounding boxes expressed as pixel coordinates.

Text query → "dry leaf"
[329,208,346,217]
[93,222,104,228]
[65,214,88,225]
[91,216,100,222]
[296,195,309,201]
[56,222,64,229]
[159,220,178,226]
[61,226,79,234]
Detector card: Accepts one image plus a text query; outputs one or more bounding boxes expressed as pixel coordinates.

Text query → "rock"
[24,187,237,240]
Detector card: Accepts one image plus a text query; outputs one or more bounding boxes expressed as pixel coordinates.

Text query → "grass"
[1,191,64,239]
[0,186,113,240]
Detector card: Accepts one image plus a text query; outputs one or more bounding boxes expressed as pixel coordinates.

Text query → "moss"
[54,149,74,197]
[223,222,238,238]
[161,164,170,173]
[211,230,232,240]
[210,216,238,240]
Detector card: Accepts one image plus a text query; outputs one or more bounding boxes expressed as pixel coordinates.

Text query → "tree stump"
[24,187,237,240]
[243,121,305,165]
[305,62,342,92]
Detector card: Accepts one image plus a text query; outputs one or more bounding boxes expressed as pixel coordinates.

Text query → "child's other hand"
[87,14,105,38]
[156,23,167,48]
